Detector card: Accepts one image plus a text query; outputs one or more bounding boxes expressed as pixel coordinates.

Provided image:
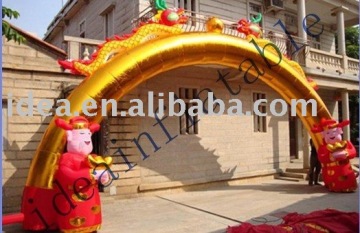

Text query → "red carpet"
[227,209,359,233]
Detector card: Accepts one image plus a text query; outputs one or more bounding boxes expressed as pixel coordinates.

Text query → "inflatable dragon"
[237,13,263,38]
[59,0,187,77]
[58,0,318,91]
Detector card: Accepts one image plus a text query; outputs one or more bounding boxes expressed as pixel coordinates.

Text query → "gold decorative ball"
[206,17,224,33]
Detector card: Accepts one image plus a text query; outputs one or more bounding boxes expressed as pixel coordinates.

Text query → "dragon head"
[159,8,187,26]
[236,14,263,38]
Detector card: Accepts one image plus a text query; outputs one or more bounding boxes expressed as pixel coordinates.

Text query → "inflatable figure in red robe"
[21,116,112,232]
[53,116,112,232]
[311,118,357,192]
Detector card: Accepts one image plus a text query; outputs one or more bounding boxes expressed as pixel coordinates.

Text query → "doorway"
[289,115,298,159]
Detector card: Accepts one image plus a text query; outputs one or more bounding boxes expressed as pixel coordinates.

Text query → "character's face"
[322,127,343,144]
[66,129,93,155]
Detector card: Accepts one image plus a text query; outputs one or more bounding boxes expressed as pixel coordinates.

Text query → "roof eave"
[43,0,79,41]
[7,22,67,58]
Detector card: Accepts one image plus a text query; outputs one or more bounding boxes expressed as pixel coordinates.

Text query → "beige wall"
[105,66,290,196]
[317,89,339,120]
[2,38,83,213]
[199,0,246,21]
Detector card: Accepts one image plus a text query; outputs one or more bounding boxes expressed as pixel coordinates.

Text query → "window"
[178,0,197,12]
[285,14,296,27]
[79,20,86,38]
[2,100,8,150]
[177,0,197,26]
[311,36,321,50]
[179,87,199,135]
[100,4,115,39]
[248,2,263,27]
[253,92,267,133]
[104,10,114,38]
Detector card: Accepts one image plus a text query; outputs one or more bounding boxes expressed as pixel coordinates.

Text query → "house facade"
[2,0,358,212]
[42,0,360,197]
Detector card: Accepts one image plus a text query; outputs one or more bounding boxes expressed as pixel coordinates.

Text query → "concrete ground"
[3,178,359,233]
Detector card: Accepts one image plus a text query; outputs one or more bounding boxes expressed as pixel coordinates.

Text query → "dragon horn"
[251,13,262,23]
[155,0,167,11]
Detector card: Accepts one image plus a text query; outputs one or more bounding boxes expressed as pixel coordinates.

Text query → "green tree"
[345,26,359,59]
[345,27,359,144]
[2,6,25,44]
[349,95,359,145]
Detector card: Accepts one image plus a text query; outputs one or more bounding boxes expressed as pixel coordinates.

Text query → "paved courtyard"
[3,178,359,233]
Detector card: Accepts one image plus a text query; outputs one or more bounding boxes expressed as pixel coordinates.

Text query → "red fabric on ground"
[227,222,289,233]
[227,209,359,233]
[282,209,359,233]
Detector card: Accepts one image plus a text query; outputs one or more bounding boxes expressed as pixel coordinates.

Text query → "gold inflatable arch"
[26,32,331,188]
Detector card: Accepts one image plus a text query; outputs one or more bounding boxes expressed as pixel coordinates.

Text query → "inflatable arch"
[26,32,331,189]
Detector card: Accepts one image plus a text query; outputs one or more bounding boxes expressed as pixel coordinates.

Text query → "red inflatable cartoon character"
[21,116,113,232]
[53,116,112,232]
[312,118,357,192]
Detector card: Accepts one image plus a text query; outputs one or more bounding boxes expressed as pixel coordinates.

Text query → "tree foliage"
[349,94,359,144]
[345,27,359,143]
[345,26,359,59]
[2,6,26,44]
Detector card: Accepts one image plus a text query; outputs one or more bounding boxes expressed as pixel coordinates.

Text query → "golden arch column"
[25,32,331,188]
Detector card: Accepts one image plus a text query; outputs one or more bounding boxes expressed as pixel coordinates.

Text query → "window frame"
[100,3,116,39]
[311,35,321,50]
[104,10,114,38]
[178,87,199,135]
[285,13,297,27]
[177,0,197,12]
[252,92,267,133]
[79,20,86,38]
[248,1,264,28]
